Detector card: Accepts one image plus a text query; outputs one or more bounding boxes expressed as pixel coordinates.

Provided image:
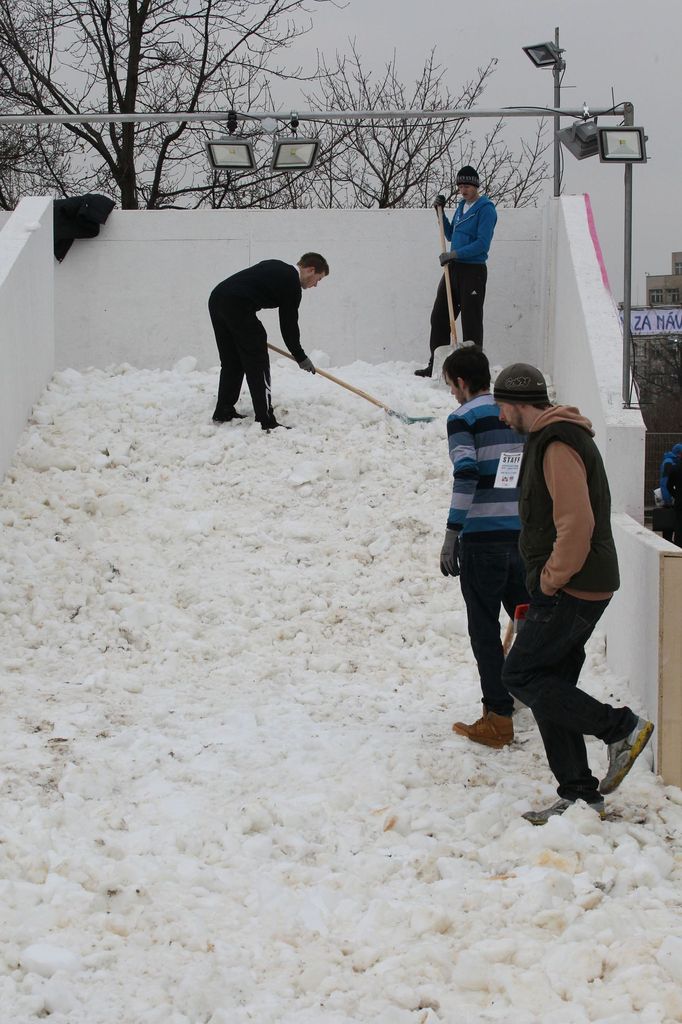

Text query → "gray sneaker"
[599,717,654,795]
[522,797,605,826]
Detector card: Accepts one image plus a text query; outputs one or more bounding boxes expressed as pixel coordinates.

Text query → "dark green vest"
[518,420,620,594]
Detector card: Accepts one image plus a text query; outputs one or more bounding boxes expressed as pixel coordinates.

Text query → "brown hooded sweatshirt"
[529,406,614,601]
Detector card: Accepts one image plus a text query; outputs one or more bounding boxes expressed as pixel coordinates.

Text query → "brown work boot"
[452,708,513,749]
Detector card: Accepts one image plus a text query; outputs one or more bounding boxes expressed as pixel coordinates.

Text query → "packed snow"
[1,353,681,1024]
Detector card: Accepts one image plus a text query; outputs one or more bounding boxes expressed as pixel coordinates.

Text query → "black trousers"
[674,504,682,548]
[209,292,273,423]
[459,539,530,717]
[502,590,637,803]
[429,261,487,351]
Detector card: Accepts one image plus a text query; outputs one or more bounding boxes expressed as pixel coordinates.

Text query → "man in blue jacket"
[416,166,497,377]
[666,445,682,547]
[658,444,682,540]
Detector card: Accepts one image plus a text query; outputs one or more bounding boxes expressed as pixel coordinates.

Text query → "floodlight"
[522,41,563,68]
[598,126,647,163]
[271,137,320,172]
[557,120,599,160]
[206,137,256,170]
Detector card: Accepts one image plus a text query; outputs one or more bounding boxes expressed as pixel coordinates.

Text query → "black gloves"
[298,356,316,374]
[440,528,461,577]
[432,194,446,209]
[439,251,456,266]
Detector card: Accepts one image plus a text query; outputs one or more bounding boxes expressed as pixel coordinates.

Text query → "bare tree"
[634,336,682,431]
[299,45,549,209]
[0,118,82,209]
[0,0,335,208]
[0,30,77,207]
[0,11,549,212]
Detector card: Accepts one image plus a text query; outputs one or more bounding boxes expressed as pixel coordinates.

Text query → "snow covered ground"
[1,354,681,1024]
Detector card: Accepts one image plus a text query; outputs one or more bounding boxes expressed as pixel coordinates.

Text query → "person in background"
[494,362,654,825]
[659,444,682,541]
[415,166,497,377]
[439,346,528,749]
[209,253,329,431]
[665,448,682,547]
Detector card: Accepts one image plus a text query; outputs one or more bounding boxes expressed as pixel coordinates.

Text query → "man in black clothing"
[495,363,654,825]
[209,252,329,430]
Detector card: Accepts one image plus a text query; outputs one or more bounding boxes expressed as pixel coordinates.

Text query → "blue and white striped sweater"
[446,393,525,539]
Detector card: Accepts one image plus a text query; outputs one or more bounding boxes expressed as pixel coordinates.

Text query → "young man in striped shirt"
[440,346,529,748]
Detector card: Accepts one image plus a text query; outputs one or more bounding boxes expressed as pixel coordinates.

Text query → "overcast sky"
[283,0,681,304]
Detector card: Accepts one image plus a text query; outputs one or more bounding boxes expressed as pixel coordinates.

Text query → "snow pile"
[0,356,679,1024]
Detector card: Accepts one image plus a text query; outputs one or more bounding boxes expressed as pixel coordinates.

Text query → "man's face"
[300,266,326,289]
[457,183,479,203]
[445,374,467,405]
[497,401,526,433]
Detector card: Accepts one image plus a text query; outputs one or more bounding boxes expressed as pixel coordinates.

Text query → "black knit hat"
[456,165,480,188]
[493,363,549,405]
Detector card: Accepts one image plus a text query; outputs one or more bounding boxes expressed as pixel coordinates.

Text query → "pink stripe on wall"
[584,193,611,292]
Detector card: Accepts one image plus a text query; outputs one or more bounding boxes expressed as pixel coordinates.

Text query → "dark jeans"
[674,505,682,548]
[502,590,637,802]
[209,291,273,423]
[430,261,487,351]
[459,539,530,717]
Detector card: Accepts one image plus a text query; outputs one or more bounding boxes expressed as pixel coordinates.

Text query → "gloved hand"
[298,356,316,374]
[432,194,446,209]
[439,251,456,266]
[440,528,461,577]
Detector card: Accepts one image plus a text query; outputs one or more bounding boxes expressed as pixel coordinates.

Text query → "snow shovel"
[431,201,459,382]
[503,603,529,711]
[267,343,434,424]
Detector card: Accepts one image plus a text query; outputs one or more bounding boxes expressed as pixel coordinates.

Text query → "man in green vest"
[494,363,654,825]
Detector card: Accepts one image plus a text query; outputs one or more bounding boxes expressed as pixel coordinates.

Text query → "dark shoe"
[212,408,246,423]
[523,797,605,826]
[414,364,433,378]
[599,717,654,795]
[260,415,290,432]
[452,708,513,749]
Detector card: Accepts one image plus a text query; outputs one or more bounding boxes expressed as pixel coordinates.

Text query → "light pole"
[523,28,566,197]
[596,118,648,407]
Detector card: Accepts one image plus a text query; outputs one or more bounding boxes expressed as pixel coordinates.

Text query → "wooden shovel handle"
[436,205,458,346]
[267,343,392,414]
[502,617,514,657]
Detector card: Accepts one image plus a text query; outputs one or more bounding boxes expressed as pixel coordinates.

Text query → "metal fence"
[645,432,682,510]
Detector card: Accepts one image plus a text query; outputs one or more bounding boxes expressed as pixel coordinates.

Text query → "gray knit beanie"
[493,363,549,405]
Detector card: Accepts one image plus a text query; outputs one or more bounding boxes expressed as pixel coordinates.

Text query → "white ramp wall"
[607,515,682,784]
[6,197,676,782]
[547,196,662,758]
[549,195,644,520]
[53,208,544,372]
[0,198,54,480]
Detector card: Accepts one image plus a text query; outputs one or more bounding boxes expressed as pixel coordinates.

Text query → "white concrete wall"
[0,197,54,480]
[549,195,645,520]
[547,197,662,755]
[53,207,545,372]
[606,515,682,781]
[3,196,676,779]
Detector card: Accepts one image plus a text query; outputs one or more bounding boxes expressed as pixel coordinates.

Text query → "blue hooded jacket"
[660,443,682,504]
[443,195,497,264]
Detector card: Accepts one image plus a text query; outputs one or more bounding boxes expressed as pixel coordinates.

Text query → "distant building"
[620,265,682,413]
[646,252,682,306]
